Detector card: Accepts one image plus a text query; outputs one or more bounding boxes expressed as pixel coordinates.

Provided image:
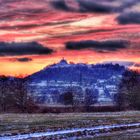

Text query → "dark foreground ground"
[80,128,140,140]
[0,111,140,139]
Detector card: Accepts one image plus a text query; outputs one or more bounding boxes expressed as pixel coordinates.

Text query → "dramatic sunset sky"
[0,0,140,76]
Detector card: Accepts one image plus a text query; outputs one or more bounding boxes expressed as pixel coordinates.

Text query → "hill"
[27,59,126,107]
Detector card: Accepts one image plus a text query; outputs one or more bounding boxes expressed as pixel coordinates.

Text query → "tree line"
[0,76,36,113]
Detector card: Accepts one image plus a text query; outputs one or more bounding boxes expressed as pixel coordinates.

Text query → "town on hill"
[0,59,140,113]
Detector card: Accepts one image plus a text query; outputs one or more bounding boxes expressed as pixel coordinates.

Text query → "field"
[80,128,140,140]
[0,111,140,139]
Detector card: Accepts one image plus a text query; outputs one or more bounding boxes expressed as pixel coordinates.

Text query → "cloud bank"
[66,40,129,52]
[51,0,72,11]
[117,12,140,24]
[16,57,32,62]
[0,42,53,56]
[51,0,140,25]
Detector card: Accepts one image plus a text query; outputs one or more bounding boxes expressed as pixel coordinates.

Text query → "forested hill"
[26,59,126,106]
[27,59,125,82]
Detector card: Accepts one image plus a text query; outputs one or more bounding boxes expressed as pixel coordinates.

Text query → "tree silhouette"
[85,88,98,111]
[117,70,140,110]
[13,78,36,113]
[61,91,74,105]
[0,76,9,112]
[0,76,36,113]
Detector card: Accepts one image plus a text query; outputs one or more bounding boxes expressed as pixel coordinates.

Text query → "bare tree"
[0,76,8,112]
[117,71,140,110]
[84,88,98,111]
[13,78,36,113]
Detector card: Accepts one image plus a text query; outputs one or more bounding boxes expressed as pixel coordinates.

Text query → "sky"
[0,0,140,76]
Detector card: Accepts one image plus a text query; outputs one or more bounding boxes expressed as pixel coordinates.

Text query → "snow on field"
[0,123,140,140]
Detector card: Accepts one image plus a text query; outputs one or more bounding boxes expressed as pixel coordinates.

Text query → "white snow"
[1,123,140,140]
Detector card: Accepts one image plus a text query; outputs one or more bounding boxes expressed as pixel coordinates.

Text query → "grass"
[0,111,140,136]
